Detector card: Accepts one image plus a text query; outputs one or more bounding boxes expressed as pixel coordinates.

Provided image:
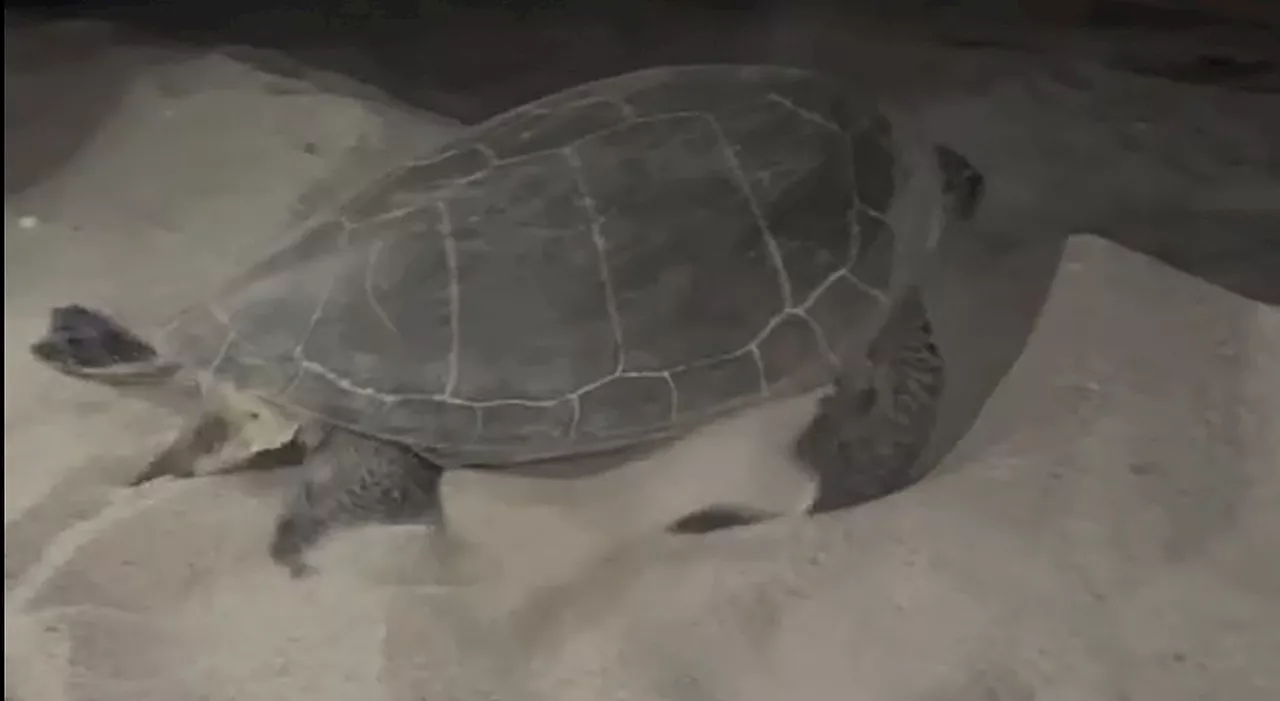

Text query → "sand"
[5,18,1279,701]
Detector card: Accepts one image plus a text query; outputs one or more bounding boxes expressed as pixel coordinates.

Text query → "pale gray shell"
[156,64,947,463]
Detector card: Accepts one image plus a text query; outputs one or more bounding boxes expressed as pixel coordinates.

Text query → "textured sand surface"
[5,18,1278,701]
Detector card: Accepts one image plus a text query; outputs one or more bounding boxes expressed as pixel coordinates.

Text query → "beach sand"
[5,18,1278,700]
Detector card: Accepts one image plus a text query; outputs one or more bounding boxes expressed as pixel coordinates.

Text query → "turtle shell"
[156,64,948,463]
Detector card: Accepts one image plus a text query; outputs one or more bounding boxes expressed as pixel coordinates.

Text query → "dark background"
[6,0,1279,303]
[7,0,1279,122]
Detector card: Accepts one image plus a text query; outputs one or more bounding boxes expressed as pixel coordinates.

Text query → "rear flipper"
[29,304,174,382]
[270,427,446,578]
[795,296,945,514]
[666,505,776,535]
[934,144,986,222]
[668,290,945,534]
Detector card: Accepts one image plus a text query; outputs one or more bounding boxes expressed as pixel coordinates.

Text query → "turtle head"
[31,304,178,386]
[934,145,986,223]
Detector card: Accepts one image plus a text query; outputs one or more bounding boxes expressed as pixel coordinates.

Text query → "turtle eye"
[56,332,110,367]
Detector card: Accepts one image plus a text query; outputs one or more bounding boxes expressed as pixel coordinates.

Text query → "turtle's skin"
[31,64,983,576]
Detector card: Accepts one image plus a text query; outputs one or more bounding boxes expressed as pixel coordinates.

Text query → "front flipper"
[269,428,445,578]
[129,384,302,485]
[131,411,234,485]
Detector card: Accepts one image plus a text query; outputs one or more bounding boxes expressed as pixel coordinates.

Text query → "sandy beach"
[4,15,1278,700]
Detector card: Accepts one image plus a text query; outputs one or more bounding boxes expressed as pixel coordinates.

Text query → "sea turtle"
[30,64,983,576]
